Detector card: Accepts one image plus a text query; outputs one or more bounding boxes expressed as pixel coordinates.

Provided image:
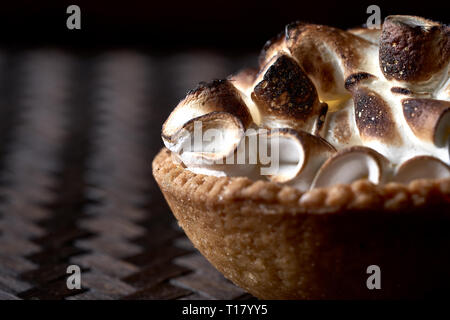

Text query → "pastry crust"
[153,148,450,299]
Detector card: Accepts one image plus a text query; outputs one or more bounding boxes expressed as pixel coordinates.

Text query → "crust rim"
[153,148,450,214]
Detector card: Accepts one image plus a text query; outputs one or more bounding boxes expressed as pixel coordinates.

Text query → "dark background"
[0,0,448,50]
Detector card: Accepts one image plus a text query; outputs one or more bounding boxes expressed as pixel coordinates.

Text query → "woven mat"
[0,49,256,300]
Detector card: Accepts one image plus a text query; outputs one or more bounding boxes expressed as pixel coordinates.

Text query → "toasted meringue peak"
[379,15,449,85]
[394,155,450,183]
[344,72,377,91]
[228,68,258,92]
[162,79,252,141]
[258,31,288,68]
[324,99,363,149]
[285,22,378,101]
[182,127,264,180]
[402,98,450,147]
[228,69,262,126]
[251,54,328,134]
[348,27,382,44]
[312,146,392,188]
[166,111,245,166]
[262,128,336,191]
[352,86,401,145]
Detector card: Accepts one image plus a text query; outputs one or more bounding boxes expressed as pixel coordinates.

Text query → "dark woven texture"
[0,49,256,300]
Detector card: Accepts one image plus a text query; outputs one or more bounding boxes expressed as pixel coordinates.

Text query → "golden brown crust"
[153,148,450,299]
[154,148,449,213]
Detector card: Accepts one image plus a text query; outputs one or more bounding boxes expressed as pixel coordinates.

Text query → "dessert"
[153,15,450,299]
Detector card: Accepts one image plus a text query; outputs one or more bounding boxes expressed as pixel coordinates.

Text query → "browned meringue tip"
[311,146,391,188]
[228,68,258,93]
[348,27,382,44]
[162,79,252,140]
[285,22,375,101]
[402,98,450,147]
[263,128,336,189]
[344,72,377,92]
[258,31,287,68]
[390,86,414,96]
[379,15,449,83]
[164,111,245,165]
[394,155,450,183]
[251,54,327,134]
[351,86,402,146]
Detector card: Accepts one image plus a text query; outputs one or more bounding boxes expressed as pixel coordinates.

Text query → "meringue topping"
[285,22,380,102]
[261,128,336,191]
[394,155,450,183]
[311,146,391,188]
[402,98,450,147]
[251,54,328,135]
[166,112,245,166]
[161,15,450,191]
[162,79,252,141]
[379,15,449,86]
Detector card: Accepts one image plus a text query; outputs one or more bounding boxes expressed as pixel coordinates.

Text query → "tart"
[153,15,450,299]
